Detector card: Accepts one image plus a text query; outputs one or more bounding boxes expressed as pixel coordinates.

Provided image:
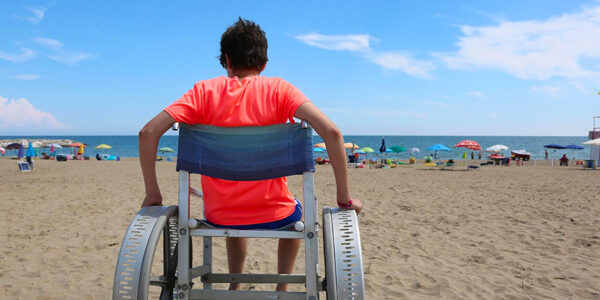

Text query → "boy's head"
[219,17,268,72]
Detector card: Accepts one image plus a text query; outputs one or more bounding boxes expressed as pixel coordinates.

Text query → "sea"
[1,135,592,160]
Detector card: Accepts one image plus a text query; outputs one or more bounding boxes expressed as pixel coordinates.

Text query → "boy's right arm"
[139,111,176,207]
[294,102,363,214]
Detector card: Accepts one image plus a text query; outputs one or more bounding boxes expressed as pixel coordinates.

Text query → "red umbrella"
[68,142,87,148]
[454,140,482,151]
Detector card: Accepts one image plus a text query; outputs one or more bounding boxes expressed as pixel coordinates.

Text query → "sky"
[1,1,600,136]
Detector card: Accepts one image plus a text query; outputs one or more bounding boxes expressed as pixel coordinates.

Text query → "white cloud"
[530,85,561,98]
[467,91,484,98]
[14,74,39,80]
[14,7,46,24]
[0,48,36,62]
[31,37,98,65]
[294,34,372,51]
[438,4,600,80]
[48,52,98,65]
[33,37,63,49]
[0,96,68,129]
[368,52,434,78]
[295,33,434,78]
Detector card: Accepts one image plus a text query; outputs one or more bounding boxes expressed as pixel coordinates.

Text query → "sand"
[1,157,599,299]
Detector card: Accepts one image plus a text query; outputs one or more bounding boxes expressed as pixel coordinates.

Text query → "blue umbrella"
[26,142,35,157]
[426,144,450,151]
[313,147,325,152]
[379,138,386,153]
[564,144,584,149]
[544,144,565,149]
[17,145,24,158]
[354,150,366,154]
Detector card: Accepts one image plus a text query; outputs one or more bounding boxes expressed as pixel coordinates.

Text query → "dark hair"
[219,17,268,71]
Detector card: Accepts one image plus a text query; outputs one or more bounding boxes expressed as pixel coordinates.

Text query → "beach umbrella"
[45,143,62,149]
[314,143,326,149]
[361,147,375,153]
[0,147,4,155]
[389,146,406,153]
[354,150,366,154]
[95,144,112,150]
[344,142,359,149]
[454,140,482,151]
[313,147,325,152]
[69,142,87,148]
[17,145,24,158]
[583,138,600,145]
[564,144,584,149]
[26,142,35,157]
[5,143,22,150]
[408,147,420,155]
[486,144,509,152]
[426,144,449,159]
[544,144,565,149]
[159,147,175,153]
[389,146,406,160]
[426,144,450,151]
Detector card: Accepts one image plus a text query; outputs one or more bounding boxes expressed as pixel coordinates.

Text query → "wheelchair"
[113,122,364,299]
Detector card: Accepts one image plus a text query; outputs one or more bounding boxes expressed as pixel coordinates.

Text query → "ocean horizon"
[1,135,592,160]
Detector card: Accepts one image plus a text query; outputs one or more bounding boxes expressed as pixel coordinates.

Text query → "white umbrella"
[486,144,509,152]
[583,138,600,145]
[45,143,63,149]
[408,147,420,154]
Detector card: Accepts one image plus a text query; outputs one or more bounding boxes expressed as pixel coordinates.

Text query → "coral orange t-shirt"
[164,76,310,225]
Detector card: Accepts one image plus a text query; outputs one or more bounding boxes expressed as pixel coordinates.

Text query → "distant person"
[478,152,482,160]
[138,18,362,292]
[545,149,548,160]
[560,154,568,166]
[471,152,474,160]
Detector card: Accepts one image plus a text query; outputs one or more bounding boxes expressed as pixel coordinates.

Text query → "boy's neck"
[228,68,260,80]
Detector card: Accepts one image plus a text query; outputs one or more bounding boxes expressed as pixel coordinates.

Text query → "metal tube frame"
[175,122,322,300]
[177,171,191,299]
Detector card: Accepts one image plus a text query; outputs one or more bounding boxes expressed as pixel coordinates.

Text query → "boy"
[139,18,362,291]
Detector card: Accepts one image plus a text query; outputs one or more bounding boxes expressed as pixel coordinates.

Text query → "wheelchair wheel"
[113,206,178,300]
[323,207,365,300]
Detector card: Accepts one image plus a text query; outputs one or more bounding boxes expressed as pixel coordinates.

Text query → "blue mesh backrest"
[176,123,315,180]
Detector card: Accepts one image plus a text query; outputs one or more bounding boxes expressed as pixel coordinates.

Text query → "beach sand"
[1,158,599,299]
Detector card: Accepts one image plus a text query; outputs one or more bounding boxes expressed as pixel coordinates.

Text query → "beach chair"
[113,121,365,300]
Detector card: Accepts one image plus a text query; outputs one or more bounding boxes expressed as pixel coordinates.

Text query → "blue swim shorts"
[205,200,303,230]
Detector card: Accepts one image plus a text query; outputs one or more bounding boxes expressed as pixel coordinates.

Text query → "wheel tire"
[322,207,365,300]
[323,207,337,300]
[113,206,178,300]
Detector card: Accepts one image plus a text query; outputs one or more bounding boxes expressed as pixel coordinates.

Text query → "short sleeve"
[280,80,311,123]
[164,83,203,124]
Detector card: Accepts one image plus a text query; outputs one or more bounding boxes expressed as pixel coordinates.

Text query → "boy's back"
[164,75,310,226]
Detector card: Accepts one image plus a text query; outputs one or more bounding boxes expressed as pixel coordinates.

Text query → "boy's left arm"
[139,111,176,207]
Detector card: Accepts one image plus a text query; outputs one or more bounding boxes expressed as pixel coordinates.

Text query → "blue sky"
[1,1,600,136]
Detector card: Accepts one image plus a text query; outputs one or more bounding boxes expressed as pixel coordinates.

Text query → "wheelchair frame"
[113,122,364,300]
